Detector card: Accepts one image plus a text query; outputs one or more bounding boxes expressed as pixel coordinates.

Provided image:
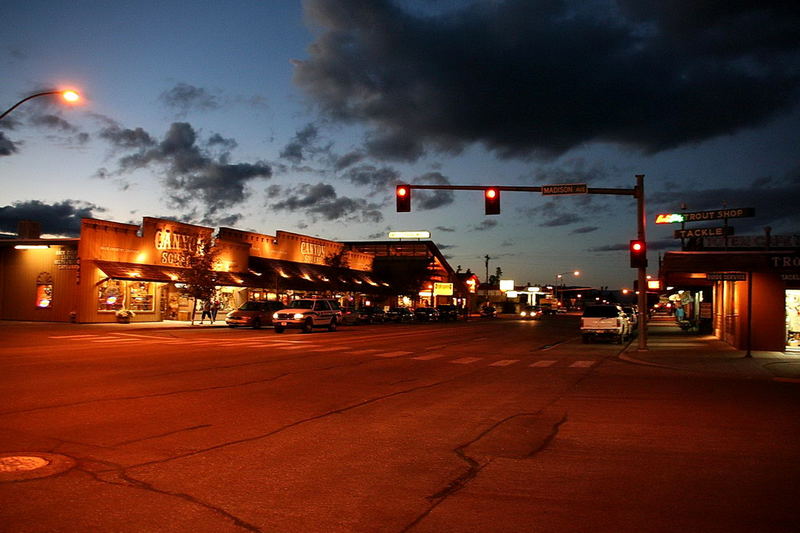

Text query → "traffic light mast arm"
[401,184,636,196]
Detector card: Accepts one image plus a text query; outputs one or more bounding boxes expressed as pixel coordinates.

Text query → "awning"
[93,258,392,293]
[247,257,392,293]
[93,260,263,287]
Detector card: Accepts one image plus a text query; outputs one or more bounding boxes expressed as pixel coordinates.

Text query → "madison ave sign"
[541,183,588,195]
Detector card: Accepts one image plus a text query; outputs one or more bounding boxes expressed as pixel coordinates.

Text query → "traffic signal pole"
[635,174,648,351]
[399,176,649,350]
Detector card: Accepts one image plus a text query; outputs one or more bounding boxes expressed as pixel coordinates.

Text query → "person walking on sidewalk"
[200,300,213,324]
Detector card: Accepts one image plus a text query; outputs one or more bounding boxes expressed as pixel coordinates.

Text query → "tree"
[179,236,219,324]
[488,266,503,286]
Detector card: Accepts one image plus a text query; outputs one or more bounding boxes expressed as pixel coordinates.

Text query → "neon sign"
[655,213,686,224]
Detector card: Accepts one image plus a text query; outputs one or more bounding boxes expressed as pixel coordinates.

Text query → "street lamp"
[0,89,81,121]
[555,270,580,308]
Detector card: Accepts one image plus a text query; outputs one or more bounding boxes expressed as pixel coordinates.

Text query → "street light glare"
[62,90,80,102]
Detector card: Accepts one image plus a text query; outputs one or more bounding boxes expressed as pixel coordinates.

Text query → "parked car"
[622,305,638,329]
[519,305,543,320]
[357,306,386,324]
[436,304,460,321]
[339,306,360,325]
[414,307,440,322]
[386,307,414,323]
[580,304,631,343]
[225,300,283,329]
[273,298,342,333]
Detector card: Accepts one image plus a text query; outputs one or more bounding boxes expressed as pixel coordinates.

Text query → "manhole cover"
[0,455,50,472]
[0,453,76,482]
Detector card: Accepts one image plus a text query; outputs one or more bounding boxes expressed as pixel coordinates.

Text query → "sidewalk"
[622,317,800,382]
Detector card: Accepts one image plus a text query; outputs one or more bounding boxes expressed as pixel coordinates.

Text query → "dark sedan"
[414,307,440,322]
[386,307,414,322]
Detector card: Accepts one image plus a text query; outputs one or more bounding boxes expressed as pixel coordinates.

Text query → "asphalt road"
[1,317,798,532]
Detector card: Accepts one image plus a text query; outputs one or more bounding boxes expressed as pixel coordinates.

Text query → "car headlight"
[273,312,280,319]
[520,311,527,317]
[293,313,305,320]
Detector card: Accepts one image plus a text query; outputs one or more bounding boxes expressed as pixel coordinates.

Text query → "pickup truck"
[580,304,630,344]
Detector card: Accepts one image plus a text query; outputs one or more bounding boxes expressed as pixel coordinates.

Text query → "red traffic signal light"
[396,185,411,212]
[484,187,500,215]
[629,240,647,268]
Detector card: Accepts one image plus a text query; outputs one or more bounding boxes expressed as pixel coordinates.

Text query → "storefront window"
[786,290,800,350]
[129,281,154,312]
[98,280,124,311]
[36,272,53,308]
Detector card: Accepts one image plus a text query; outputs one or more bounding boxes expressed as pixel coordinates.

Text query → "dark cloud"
[0,131,18,156]
[333,150,365,171]
[159,83,221,115]
[279,123,324,164]
[342,164,400,196]
[649,168,800,232]
[100,122,272,224]
[540,213,584,227]
[472,219,498,231]
[0,199,105,237]
[295,0,800,161]
[571,226,599,234]
[413,172,455,210]
[269,182,384,224]
[29,113,77,132]
[435,226,455,232]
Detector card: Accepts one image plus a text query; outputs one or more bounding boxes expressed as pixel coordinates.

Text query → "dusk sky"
[2,0,798,289]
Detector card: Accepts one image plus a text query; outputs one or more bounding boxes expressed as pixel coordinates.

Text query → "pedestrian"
[200,300,212,324]
[211,299,220,323]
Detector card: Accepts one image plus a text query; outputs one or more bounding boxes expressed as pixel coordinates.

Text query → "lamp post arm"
[0,91,62,121]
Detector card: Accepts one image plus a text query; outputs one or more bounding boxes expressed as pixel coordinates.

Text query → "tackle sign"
[673,227,734,239]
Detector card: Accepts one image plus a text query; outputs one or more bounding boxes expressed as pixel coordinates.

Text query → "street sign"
[541,183,587,195]
[655,207,754,224]
[707,272,747,281]
[673,226,734,239]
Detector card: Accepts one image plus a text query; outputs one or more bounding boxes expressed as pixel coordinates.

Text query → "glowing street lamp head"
[61,90,80,102]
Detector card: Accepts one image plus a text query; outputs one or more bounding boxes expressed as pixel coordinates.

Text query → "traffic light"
[629,240,647,268]
[396,184,411,212]
[484,187,500,215]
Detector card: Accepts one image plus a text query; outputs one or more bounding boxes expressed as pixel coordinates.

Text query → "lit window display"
[98,279,124,311]
[36,272,53,308]
[128,281,154,312]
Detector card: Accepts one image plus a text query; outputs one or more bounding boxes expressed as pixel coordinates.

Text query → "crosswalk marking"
[90,337,141,343]
[306,346,349,352]
[351,349,381,355]
[530,360,557,367]
[489,359,519,367]
[50,334,100,339]
[570,360,596,368]
[374,351,413,358]
[413,353,447,360]
[451,357,482,364]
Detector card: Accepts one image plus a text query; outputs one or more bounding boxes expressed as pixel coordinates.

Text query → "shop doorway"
[786,290,800,352]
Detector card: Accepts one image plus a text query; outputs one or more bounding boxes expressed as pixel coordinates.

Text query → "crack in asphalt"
[78,459,262,532]
[400,412,568,533]
[45,377,460,533]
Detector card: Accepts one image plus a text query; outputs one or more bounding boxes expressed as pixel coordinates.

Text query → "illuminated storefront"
[661,250,800,352]
[0,217,397,323]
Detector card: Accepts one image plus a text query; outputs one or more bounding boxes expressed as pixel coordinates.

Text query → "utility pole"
[484,255,491,283]
[635,174,648,351]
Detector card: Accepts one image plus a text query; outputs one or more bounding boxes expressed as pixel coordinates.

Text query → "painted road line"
[306,346,349,352]
[413,353,447,360]
[90,337,141,343]
[489,359,519,367]
[374,351,413,358]
[530,360,557,367]
[570,360,596,368]
[49,335,100,339]
[451,357,482,364]
[351,349,381,355]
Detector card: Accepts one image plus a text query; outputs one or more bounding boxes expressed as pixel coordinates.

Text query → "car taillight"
[616,318,621,327]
